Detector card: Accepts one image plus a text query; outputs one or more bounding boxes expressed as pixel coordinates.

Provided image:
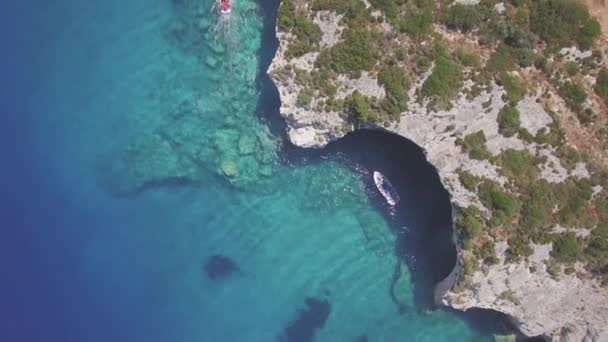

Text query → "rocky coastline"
[268,1,608,340]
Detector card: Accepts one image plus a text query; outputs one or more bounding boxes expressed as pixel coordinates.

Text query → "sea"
[0,0,515,341]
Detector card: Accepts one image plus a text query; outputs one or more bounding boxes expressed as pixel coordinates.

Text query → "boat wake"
[211,0,238,50]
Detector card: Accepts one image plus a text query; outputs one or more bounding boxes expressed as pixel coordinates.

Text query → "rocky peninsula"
[269,0,608,340]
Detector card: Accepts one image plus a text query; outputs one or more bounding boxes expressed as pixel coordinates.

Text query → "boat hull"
[373,171,399,206]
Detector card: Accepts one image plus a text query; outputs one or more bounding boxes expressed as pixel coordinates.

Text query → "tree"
[497,105,521,137]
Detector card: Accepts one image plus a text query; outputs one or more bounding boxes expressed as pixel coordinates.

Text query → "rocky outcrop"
[268,6,608,341]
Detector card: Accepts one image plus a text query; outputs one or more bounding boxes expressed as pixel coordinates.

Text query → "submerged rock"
[238,134,256,155]
[219,160,238,178]
[204,255,240,281]
[280,297,331,342]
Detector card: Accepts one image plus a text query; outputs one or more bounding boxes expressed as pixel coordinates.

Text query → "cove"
[0,0,518,341]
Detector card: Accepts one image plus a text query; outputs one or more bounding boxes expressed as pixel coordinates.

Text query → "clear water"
[0,0,510,341]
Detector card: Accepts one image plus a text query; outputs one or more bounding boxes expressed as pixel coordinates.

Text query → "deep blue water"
[0,1,514,341]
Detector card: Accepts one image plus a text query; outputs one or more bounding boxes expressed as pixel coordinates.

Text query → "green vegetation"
[552,232,582,263]
[497,105,521,137]
[497,149,540,187]
[559,81,588,118]
[519,181,553,233]
[279,1,323,58]
[508,232,534,261]
[596,69,608,105]
[474,240,500,265]
[457,131,491,160]
[378,65,410,118]
[445,3,480,32]
[312,0,373,29]
[497,289,520,305]
[368,0,404,22]
[316,28,378,74]
[499,73,526,105]
[456,206,485,239]
[530,0,601,49]
[455,47,481,68]
[345,90,377,123]
[420,56,462,103]
[458,169,481,192]
[534,119,566,147]
[478,181,521,227]
[399,7,434,39]
[297,88,314,107]
[487,44,517,74]
[553,179,595,228]
[586,223,608,279]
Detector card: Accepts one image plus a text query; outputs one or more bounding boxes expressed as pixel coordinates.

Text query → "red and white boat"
[219,0,232,14]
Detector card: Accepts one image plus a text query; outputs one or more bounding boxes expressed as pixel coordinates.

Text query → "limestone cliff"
[269,1,608,340]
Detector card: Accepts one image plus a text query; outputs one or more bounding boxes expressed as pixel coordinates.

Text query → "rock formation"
[269,1,608,340]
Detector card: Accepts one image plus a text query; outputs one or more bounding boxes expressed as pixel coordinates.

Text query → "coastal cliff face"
[269,0,608,340]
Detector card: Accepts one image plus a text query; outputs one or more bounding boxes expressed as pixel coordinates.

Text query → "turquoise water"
[0,0,511,341]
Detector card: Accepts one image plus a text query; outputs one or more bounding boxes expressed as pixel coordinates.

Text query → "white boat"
[373,171,400,206]
[219,0,232,14]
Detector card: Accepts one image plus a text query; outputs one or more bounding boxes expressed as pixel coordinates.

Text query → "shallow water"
[1,0,511,341]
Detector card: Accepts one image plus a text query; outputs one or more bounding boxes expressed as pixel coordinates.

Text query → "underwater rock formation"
[204,255,241,281]
[99,0,279,194]
[280,297,331,342]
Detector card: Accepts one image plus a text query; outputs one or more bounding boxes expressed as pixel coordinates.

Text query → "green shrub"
[552,232,582,263]
[312,0,370,26]
[456,206,485,239]
[497,149,540,187]
[378,65,410,118]
[586,237,608,260]
[518,128,534,143]
[279,2,323,57]
[421,56,462,100]
[534,120,566,147]
[395,48,407,62]
[579,18,602,49]
[474,240,500,265]
[564,62,580,77]
[497,105,521,137]
[368,0,404,21]
[478,181,521,227]
[278,1,296,29]
[445,3,480,32]
[499,73,526,105]
[297,88,314,107]
[559,81,587,113]
[462,255,480,275]
[595,69,608,105]
[508,232,533,261]
[345,90,378,123]
[399,8,434,39]
[530,0,597,48]
[316,28,378,73]
[455,47,481,68]
[554,179,594,227]
[458,170,481,192]
[486,44,517,73]
[457,131,492,160]
[519,181,554,232]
